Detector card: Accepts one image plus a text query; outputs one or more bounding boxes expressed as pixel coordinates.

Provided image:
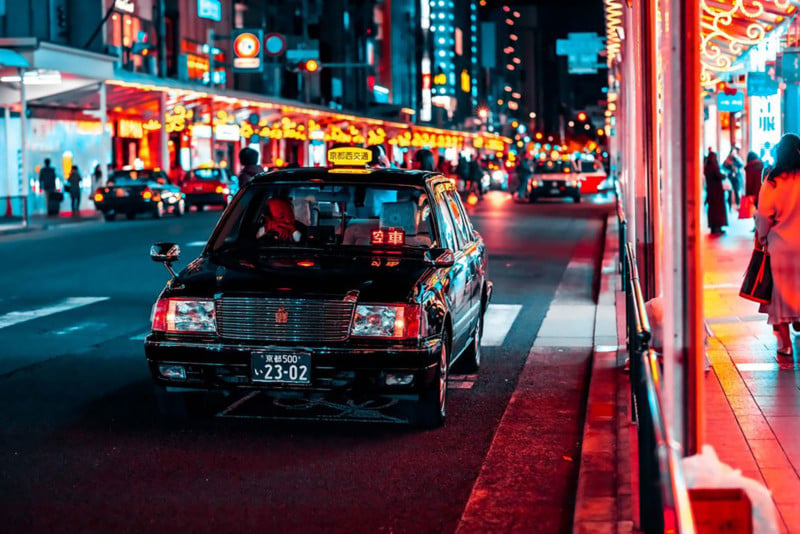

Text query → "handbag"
[738,195,755,219]
[739,247,773,304]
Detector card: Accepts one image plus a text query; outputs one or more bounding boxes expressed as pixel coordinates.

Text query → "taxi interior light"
[351,304,420,339]
[371,228,406,246]
[152,298,216,333]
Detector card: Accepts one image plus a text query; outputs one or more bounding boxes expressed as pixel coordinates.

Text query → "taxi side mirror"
[426,248,455,268]
[151,242,180,277]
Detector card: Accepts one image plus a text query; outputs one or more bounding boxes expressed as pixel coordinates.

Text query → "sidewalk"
[703,214,800,533]
[0,210,103,236]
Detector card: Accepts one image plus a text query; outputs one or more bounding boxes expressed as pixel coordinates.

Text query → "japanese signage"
[198,0,221,21]
[556,33,604,74]
[747,72,778,97]
[717,91,745,112]
[327,147,372,164]
[114,0,135,14]
[232,29,263,72]
[781,50,800,83]
[750,94,781,164]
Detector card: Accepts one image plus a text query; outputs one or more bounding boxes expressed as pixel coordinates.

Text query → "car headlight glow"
[152,298,216,333]
[351,304,420,339]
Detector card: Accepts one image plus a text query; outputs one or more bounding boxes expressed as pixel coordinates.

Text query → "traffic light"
[297,59,320,73]
[131,31,153,56]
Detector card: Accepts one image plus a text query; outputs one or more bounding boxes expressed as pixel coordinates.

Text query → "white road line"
[53,321,105,336]
[130,331,150,341]
[0,297,109,331]
[480,304,523,347]
[448,381,475,389]
[185,241,206,247]
[736,362,779,372]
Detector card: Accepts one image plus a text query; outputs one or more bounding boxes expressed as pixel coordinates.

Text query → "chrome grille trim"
[215,297,354,342]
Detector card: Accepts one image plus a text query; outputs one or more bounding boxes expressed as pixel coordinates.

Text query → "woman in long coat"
[755,133,800,357]
[704,151,728,234]
[745,151,764,208]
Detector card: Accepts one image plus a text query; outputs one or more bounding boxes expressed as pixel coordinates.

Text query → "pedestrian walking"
[755,133,800,358]
[468,157,483,198]
[744,151,764,208]
[723,146,744,208]
[704,150,728,235]
[516,156,533,199]
[237,147,263,189]
[67,165,82,216]
[38,158,59,216]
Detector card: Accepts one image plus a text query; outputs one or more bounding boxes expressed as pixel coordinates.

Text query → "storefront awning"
[0,39,116,107]
[701,0,798,85]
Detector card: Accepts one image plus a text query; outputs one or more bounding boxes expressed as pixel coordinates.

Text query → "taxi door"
[433,186,471,356]
[445,189,482,333]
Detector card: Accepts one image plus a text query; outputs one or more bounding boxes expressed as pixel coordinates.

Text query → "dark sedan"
[94,169,185,221]
[145,148,491,428]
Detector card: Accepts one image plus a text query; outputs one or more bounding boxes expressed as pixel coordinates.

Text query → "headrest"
[380,201,418,235]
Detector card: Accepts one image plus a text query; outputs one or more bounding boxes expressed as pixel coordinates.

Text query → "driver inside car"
[256,197,305,242]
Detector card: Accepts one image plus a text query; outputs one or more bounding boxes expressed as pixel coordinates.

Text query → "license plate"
[115,189,128,197]
[251,352,311,384]
[193,185,205,192]
[550,188,560,194]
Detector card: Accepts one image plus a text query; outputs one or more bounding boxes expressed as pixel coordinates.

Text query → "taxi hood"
[170,250,434,303]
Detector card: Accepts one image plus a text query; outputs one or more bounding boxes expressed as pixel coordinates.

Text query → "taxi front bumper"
[144,336,441,398]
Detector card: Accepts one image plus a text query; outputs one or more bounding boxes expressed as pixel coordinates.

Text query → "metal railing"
[623,232,695,533]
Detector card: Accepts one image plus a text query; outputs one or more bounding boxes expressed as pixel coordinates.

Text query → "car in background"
[576,159,610,195]
[145,147,492,428]
[487,161,509,191]
[181,167,237,210]
[525,156,581,203]
[93,169,185,221]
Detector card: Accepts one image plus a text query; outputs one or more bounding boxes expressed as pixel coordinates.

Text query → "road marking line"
[130,331,150,341]
[186,241,206,247]
[53,321,105,336]
[736,362,779,372]
[0,297,109,330]
[480,304,523,347]
[448,381,475,389]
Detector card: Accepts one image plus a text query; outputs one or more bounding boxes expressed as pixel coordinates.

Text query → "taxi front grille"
[215,297,354,343]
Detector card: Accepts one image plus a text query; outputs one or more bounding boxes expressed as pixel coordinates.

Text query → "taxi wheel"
[461,312,483,373]
[528,194,538,203]
[126,212,136,220]
[155,387,204,418]
[573,194,581,204]
[412,334,449,429]
[103,212,116,222]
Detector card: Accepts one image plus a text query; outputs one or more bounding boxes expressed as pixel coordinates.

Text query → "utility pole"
[156,0,167,76]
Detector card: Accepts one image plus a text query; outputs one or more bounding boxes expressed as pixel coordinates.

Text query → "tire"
[155,387,204,418]
[461,311,483,373]
[174,199,185,217]
[126,212,136,220]
[153,201,165,219]
[528,194,538,203]
[573,194,582,204]
[103,212,116,222]
[411,334,449,429]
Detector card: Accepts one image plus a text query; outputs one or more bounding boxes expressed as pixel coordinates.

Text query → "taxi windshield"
[534,160,573,175]
[210,181,434,252]
[108,170,166,185]
[188,168,227,181]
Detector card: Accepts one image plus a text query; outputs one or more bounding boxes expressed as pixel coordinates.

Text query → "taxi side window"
[445,190,474,246]
[434,190,459,251]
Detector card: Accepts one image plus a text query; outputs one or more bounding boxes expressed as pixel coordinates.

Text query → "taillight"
[151,298,216,333]
[142,188,153,200]
[215,185,230,194]
[94,192,104,202]
[351,304,420,339]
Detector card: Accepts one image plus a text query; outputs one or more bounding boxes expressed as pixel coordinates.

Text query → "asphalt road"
[0,193,611,533]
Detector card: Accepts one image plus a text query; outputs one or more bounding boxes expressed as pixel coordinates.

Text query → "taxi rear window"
[108,170,165,185]
[189,168,228,181]
[210,181,435,251]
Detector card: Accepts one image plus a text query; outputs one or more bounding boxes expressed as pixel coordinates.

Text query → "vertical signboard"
[198,0,222,22]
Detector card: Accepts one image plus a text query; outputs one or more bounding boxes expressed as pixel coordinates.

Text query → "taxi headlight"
[351,304,420,339]
[152,298,216,333]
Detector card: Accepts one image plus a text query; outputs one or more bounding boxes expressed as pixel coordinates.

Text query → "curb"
[0,217,103,236]
[572,214,631,534]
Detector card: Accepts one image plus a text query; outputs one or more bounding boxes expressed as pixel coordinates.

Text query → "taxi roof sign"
[328,147,372,166]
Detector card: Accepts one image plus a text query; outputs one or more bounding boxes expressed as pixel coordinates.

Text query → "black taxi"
[145,147,491,428]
